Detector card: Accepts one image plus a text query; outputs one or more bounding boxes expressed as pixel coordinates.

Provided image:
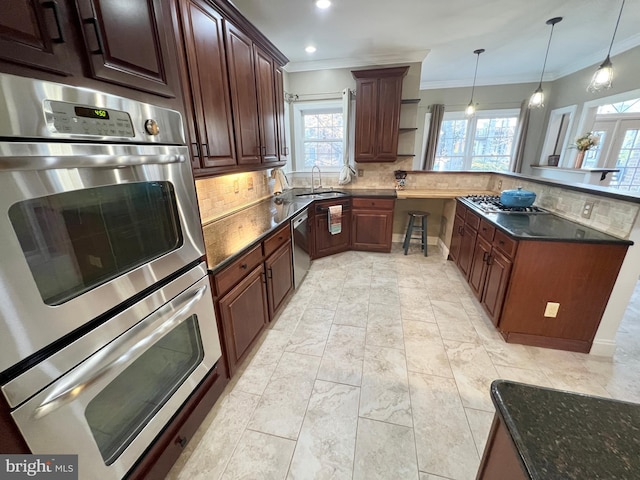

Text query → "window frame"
[434,109,520,171]
[292,100,344,172]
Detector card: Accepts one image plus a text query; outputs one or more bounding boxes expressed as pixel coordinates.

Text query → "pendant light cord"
[606,0,625,57]
[538,21,558,85]
[468,48,484,103]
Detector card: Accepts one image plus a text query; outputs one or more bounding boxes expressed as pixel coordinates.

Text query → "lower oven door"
[7,263,221,480]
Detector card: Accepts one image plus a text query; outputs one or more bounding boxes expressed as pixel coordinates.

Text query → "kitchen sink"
[295,190,348,199]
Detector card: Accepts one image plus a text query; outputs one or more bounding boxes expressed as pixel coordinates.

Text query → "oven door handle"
[0,153,187,171]
[33,283,207,419]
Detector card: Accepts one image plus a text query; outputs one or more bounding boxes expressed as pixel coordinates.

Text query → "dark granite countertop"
[202,189,397,273]
[491,380,640,480]
[459,197,632,245]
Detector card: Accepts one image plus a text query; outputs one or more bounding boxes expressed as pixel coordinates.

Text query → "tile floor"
[168,244,640,480]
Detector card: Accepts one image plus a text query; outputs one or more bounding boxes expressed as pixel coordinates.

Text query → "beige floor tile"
[285,308,334,356]
[317,325,366,386]
[482,339,540,371]
[493,365,555,388]
[167,390,261,480]
[339,285,371,304]
[401,304,436,323]
[287,380,359,480]
[353,418,419,480]
[443,339,499,412]
[248,352,321,439]
[409,372,479,480]
[419,474,451,480]
[370,285,400,305]
[403,321,453,378]
[221,430,295,480]
[465,407,495,458]
[233,330,290,396]
[334,300,369,327]
[366,315,404,350]
[360,345,412,427]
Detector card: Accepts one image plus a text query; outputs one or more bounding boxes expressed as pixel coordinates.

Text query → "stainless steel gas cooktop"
[464,195,549,214]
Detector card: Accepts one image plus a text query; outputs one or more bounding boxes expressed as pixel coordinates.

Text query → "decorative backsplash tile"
[196,171,274,224]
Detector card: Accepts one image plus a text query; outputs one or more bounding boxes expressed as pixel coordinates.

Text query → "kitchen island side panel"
[499,241,628,347]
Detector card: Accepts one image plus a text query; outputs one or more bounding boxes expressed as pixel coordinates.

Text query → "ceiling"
[229,0,640,89]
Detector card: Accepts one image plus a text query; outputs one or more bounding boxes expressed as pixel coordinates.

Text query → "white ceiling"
[230,0,640,89]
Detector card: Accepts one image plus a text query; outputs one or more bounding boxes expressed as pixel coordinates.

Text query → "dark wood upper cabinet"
[274,67,288,162]
[254,45,278,164]
[179,0,235,169]
[225,22,261,166]
[75,0,177,97]
[0,0,74,74]
[352,66,408,162]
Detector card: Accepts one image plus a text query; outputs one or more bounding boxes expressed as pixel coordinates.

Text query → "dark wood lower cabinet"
[468,235,491,299]
[476,415,526,480]
[482,249,512,325]
[265,240,293,319]
[457,223,477,278]
[448,214,464,263]
[218,264,269,375]
[313,210,351,259]
[351,198,395,253]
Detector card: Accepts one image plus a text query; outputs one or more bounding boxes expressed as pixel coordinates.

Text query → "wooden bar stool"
[403,211,429,256]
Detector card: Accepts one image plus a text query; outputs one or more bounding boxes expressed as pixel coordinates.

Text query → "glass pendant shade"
[465,102,476,117]
[529,85,544,109]
[588,0,624,93]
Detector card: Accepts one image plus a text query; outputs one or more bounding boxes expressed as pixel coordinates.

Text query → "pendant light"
[529,17,562,109]
[465,49,485,117]
[587,0,625,92]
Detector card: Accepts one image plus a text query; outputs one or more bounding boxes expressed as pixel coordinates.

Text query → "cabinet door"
[0,0,73,74]
[180,0,235,169]
[76,0,177,97]
[225,22,261,166]
[352,210,393,252]
[254,46,278,164]
[482,249,512,326]
[313,210,351,259]
[468,235,491,300]
[375,75,404,160]
[218,265,268,375]
[265,240,293,319]
[353,77,378,161]
[449,214,464,264]
[457,224,478,279]
[274,67,288,162]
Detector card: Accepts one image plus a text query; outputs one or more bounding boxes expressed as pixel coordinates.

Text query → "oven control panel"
[44,100,136,138]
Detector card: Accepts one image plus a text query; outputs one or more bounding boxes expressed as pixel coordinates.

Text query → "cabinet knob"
[278,236,283,240]
[499,240,505,245]
[175,436,187,448]
[240,263,248,269]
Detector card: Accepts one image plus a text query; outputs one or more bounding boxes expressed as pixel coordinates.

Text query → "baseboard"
[589,339,617,357]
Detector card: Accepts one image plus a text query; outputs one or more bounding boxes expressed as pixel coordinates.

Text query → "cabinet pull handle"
[267,267,273,279]
[42,1,64,43]
[191,143,200,158]
[240,263,248,270]
[175,436,187,448]
[262,146,267,156]
[261,271,267,283]
[459,226,464,236]
[202,143,210,157]
[486,255,493,265]
[483,252,489,262]
[284,146,289,156]
[84,17,105,54]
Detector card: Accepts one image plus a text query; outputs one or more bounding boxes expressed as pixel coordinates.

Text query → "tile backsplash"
[196,171,273,224]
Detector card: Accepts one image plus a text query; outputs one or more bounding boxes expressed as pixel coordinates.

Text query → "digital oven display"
[74,107,110,120]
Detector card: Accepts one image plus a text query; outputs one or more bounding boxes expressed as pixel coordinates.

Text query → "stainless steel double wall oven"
[0,73,221,479]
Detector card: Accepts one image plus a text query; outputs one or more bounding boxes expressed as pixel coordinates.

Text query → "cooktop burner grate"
[464,195,549,214]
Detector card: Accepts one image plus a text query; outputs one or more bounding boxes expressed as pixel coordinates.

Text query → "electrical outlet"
[582,201,595,219]
[233,179,239,193]
[358,169,364,177]
[497,180,503,189]
[247,177,254,190]
[544,302,560,318]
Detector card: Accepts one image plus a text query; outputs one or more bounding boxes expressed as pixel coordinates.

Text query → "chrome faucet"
[311,165,322,193]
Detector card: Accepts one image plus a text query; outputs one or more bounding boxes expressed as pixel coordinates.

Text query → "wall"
[284,62,422,190]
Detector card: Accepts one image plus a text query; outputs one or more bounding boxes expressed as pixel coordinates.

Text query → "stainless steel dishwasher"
[291,208,311,288]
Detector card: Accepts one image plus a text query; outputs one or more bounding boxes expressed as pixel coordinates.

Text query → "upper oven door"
[0,142,204,374]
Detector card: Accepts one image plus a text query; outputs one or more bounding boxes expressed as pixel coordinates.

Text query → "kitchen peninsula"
[477,380,640,479]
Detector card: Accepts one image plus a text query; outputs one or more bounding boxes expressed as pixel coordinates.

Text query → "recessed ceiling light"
[315,0,331,9]
[305,45,317,53]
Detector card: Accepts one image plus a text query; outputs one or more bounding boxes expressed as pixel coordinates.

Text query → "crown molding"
[283,50,430,73]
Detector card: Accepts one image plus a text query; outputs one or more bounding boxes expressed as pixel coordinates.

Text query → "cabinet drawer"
[314,198,351,214]
[493,230,517,258]
[478,219,495,242]
[352,197,395,210]
[214,244,263,296]
[264,224,291,258]
[465,210,481,230]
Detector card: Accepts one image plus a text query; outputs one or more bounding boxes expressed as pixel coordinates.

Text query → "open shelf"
[397,154,416,157]
[401,98,420,104]
[399,128,418,133]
